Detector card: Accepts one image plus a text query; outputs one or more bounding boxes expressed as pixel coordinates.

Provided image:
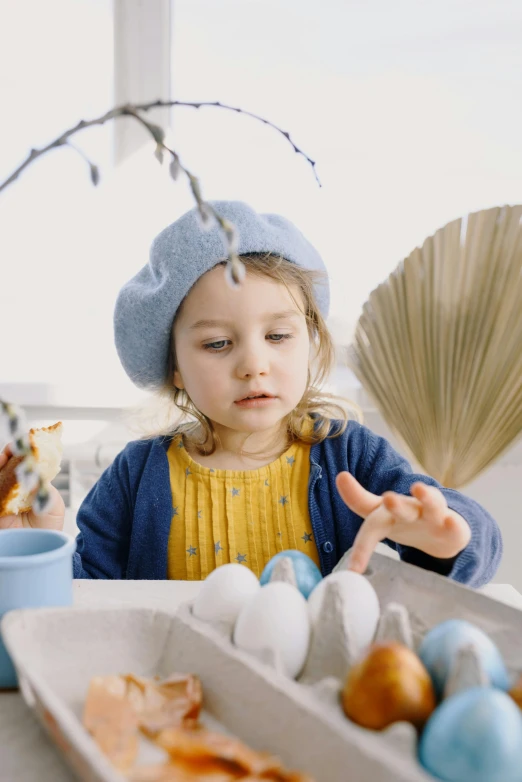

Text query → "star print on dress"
[186,546,197,556]
[302,532,313,544]
[279,495,289,506]
[236,553,247,564]
[286,456,295,466]
[214,541,223,554]
[264,479,269,487]
[185,467,191,476]
[231,487,240,497]
[197,510,202,518]
[172,506,179,516]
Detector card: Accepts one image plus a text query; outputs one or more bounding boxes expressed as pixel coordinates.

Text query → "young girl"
[0,201,502,586]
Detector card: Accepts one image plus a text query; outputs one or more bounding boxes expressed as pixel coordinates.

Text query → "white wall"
[170,0,522,338]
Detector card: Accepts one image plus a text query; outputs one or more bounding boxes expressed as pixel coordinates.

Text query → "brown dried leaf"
[155,727,283,776]
[83,676,138,772]
[124,673,203,736]
[129,757,243,781]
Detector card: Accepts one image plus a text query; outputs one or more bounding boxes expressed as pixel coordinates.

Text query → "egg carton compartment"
[356,551,522,679]
[2,604,435,782]
[180,551,522,780]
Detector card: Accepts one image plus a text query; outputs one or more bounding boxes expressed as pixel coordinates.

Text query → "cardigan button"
[322,541,333,554]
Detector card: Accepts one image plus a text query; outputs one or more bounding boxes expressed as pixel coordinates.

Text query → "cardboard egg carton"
[3,600,430,782]
[3,552,522,782]
[181,551,522,780]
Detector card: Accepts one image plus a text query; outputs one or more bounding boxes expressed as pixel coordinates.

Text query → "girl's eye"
[267,333,293,342]
[203,334,292,351]
[203,340,231,352]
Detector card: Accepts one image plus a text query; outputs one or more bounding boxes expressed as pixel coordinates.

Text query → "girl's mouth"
[234,394,277,408]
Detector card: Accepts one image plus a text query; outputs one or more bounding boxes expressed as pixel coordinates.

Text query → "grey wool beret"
[114,200,329,389]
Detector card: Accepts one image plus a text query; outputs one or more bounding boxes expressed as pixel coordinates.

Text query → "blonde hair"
[126,254,361,453]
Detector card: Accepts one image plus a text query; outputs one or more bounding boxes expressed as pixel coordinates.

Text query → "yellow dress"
[166,434,320,580]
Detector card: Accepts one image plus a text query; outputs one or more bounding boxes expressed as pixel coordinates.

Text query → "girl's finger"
[440,510,471,547]
[382,491,421,523]
[347,502,393,574]
[0,443,13,465]
[410,483,448,524]
[336,472,381,518]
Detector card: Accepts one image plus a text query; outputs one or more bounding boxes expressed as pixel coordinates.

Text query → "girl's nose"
[235,342,269,378]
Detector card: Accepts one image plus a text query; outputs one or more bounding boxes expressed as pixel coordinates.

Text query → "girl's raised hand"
[335,472,471,575]
[0,445,65,531]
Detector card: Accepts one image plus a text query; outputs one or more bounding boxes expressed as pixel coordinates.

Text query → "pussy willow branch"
[0,99,320,193]
[0,100,320,283]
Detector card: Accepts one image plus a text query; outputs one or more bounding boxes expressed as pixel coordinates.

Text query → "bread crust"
[0,454,27,515]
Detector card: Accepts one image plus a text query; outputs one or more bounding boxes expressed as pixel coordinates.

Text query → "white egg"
[233,582,311,679]
[308,571,380,656]
[192,563,260,624]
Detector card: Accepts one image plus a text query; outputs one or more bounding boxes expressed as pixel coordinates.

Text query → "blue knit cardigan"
[73,421,502,587]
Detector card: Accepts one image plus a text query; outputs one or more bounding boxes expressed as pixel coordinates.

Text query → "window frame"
[113,0,172,165]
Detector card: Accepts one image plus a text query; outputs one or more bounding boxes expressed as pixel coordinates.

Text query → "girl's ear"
[173,369,184,390]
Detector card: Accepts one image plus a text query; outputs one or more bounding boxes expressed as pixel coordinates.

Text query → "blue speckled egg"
[419,687,522,782]
[418,619,509,697]
[260,550,322,599]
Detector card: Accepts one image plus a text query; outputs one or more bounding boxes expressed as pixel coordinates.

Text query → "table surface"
[3,579,522,781]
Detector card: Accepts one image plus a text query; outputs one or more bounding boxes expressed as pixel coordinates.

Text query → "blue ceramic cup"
[0,528,76,688]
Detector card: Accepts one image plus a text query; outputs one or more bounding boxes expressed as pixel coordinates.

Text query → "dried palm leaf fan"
[349,205,522,488]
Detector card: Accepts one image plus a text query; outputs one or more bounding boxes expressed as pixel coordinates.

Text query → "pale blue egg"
[418,619,509,697]
[260,550,322,599]
[419,687,522,782]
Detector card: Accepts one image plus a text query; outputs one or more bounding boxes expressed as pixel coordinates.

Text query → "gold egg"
[342,642,436,731]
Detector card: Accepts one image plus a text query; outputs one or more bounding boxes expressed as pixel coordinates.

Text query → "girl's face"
[173,265,310,443]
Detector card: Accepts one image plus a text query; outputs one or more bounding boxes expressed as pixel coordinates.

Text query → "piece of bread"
[0,422,63,516]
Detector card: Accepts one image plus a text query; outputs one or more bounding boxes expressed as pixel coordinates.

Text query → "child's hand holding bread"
[0,423,65,530]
